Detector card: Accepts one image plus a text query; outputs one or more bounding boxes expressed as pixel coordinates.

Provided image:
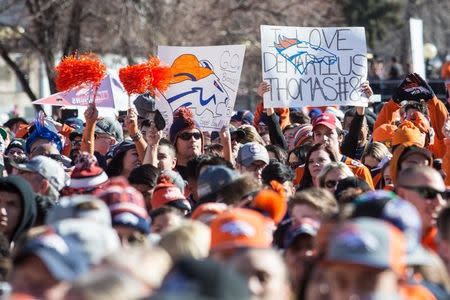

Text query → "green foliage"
[342,0,404,47]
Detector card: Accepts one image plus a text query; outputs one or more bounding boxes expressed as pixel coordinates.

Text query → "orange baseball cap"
[372,124,397,144]
[210,208,272,251]
[191,202,228,223]
[392,120,424,147]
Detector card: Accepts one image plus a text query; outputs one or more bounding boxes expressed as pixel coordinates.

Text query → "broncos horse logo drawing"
[158,54,230,128]
[274,35,338,75]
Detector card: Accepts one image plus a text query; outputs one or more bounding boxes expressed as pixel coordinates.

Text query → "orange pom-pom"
[148,56,173,95]
[119,63,152,96]
[252,189,287,225]
[119,56,173,96]
[55,53,106,92]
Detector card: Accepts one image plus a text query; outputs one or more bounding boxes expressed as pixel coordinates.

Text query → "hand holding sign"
[257,81,271,97]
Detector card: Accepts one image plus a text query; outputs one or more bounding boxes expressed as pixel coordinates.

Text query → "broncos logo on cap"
[221,221,256,237]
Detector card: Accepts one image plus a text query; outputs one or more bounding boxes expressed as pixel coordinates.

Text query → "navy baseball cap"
[352,190,431,266]
[16,232,89,281]
[284,218,320,249]
[197,165,241,200]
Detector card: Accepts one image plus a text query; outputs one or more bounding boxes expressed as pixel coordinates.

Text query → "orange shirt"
[421,227,438,253]
[294,156,374,189]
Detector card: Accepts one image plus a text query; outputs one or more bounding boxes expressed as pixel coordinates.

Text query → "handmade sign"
[33,74,131,109]
[156,45,245,131]
[261,25,368,108]
[409,19,425,79]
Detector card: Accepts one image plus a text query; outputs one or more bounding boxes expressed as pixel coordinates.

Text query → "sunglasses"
[178,132,202,141]
[400,185,446,200]
[325,180,339,189]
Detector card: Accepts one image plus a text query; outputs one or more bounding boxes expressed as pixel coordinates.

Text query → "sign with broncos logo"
[261,25,368,108]
[156,45,245,131]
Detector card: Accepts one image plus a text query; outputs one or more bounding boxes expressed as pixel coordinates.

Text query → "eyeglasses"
[325,180,339,189]
[399,185,446,200]
[178,132,202,141]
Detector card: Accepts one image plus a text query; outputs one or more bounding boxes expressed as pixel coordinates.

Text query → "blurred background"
[0,0,448,120]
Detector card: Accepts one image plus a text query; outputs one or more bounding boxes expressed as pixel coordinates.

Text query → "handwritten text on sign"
[261,25,368,107]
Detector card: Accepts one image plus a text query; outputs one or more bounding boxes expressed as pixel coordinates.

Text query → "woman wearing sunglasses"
[317,162,354,193]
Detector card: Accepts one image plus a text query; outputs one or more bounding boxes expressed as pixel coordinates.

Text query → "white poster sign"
[261,25,368,108]
[156,45,245,131]
[409,18,425,79]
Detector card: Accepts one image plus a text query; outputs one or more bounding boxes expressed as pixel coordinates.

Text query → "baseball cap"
[64,118,84,131]
[156,258,250,300]
[312,112,339,131]
[391,120,423,147]
[236,142,269,167]
[5,138,26,154]
[12,155,67,191]
[372,124,397,145]
[95,117,123,142]
[326,217,406,275]
[16,232,89,281]
[351,190,431,266]
[210,208,272,251]
[52,219,120,265]
[45,195,111,226]
[191,203,228,224]
[111,140,135,158]
[197,166,241,200]
[284,218,320,249]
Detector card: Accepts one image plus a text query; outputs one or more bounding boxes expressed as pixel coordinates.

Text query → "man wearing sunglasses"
[169,107,203,180]
[396,165,446,252]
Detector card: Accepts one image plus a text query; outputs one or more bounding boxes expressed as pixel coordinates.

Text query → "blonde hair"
[317,162,353,187]
[361,142,391,165]
[103,245,172,289]
[239,124,266,145]
[159,220,211,260]
[67,267,146,300]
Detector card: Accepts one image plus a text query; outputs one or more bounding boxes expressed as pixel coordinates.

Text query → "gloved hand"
[392,73,435,103]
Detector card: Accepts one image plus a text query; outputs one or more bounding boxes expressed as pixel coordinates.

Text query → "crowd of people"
[0,71,449,300]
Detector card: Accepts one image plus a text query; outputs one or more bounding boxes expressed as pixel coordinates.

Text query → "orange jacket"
[443,138,450,186]
[374,98,448,158]
[294,156,374,189]
[253,101,290,130]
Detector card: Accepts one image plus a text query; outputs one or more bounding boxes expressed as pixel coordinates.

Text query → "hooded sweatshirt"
[374,97,447,158]
[0,176,37,244]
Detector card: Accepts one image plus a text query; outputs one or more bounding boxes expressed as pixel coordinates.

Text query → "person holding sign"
[257,81,373,189]
[375,73,448,159]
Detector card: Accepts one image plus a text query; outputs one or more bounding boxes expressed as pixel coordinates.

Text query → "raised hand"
[257,81,271,97]
[84,102,98,124]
